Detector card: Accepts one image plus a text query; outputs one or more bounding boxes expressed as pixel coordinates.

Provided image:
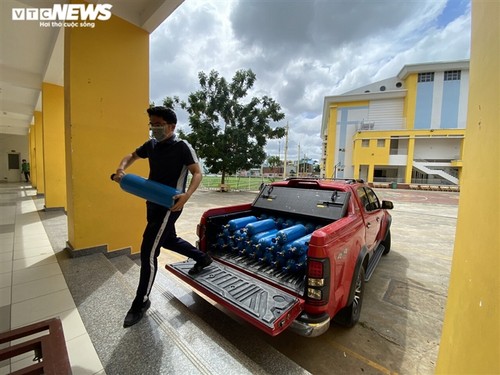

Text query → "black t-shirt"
[135,135,198,193]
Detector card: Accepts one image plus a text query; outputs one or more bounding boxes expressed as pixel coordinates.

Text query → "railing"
[0,318,71,374]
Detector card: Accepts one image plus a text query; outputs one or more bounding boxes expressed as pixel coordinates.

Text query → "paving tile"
[66,333,103,375]
[13,246,54,260]
[0,272,11,288]
[11,274,68,304]
[12,262,62,285]
[12,253,58,271]
[10,289,76,328]
[0,286,10,308]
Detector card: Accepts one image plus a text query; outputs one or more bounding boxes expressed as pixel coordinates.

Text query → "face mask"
[151,126,167,142]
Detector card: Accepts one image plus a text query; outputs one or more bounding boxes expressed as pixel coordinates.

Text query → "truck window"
[366,188,381,210]
[357,187,371,211]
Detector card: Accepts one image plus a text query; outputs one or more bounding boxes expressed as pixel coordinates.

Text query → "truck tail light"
[306,258,330,306]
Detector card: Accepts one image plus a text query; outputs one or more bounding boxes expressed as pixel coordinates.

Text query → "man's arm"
[113,152,140,182]
[171,163,202,212]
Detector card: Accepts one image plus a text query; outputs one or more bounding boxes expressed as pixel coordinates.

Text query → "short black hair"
[147,106,177,124]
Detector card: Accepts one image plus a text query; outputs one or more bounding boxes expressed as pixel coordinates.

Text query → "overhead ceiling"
[0,0,183,139]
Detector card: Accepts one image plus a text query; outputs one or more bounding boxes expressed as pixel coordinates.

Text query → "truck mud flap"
[165,260,304,336]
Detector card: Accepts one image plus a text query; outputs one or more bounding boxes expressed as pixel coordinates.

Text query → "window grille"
[444,70,461,80]
[418,72,434,82]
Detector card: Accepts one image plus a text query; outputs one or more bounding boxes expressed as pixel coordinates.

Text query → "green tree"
[267,155,282,169]
[164,69,285,185]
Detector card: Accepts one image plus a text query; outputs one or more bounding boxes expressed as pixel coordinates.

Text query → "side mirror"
[381,200,394,210]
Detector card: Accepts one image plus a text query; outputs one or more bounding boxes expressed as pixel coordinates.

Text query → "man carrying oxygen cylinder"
[112,106,212,328]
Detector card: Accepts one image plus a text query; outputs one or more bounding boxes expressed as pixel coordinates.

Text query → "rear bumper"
[289,312,330,337]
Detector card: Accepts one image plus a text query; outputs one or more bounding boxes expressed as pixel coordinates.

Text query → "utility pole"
[297,143,301,178]
[283,122,289,179]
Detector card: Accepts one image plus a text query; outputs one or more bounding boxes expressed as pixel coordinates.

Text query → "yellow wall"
[403,73,417,129]
[325,106,337,178]
[42,83,67,210]
[65,10,149,253]
[33,111,44,194]
[436,0,500,372]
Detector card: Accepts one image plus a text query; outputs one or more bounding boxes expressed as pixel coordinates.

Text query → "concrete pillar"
[64,11,149,253]
[436,0,500,372]
[404,137,415,184]
[33,111,44,194]
[29,125,37,188]
[325,106,337,178]
[42,83,66,210]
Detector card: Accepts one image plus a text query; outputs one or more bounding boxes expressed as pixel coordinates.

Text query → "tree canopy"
[163,69,285,184]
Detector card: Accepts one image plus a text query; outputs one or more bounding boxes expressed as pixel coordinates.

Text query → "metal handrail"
[0,318,71,374]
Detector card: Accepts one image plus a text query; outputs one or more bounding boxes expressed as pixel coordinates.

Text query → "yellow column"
[65,11,149,254]
[403,74,417,130]
[404,136,415,184]
[367,163,375,183]
[33,111,45,194]
[29,125,37,188]
[42,83,66,210]
[436,0,500,373]
[352,139,359,179]
[325,106,337,178]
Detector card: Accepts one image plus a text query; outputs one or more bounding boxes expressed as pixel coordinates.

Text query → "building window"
[377,139,385,147]
[418,72,434,82]
[390,137,399,155]
[444,70,461,80]
[361,139,369,147]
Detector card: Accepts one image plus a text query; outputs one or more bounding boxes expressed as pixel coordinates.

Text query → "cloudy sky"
[149,0,471,163]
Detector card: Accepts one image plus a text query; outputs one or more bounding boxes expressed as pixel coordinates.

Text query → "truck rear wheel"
[334,266,365,328]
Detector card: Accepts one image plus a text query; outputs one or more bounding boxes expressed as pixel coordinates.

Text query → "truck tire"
[334,266,365,328]
[382,229,391,255]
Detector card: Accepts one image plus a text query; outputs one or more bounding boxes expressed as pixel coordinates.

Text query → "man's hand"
[113,169,126,183]
[171,193,190,212]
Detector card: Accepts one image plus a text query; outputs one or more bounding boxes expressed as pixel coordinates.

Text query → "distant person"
[21,159,30,182]
[112,106,212,328]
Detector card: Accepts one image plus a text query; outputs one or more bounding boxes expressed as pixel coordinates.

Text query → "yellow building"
[321,61,469,187]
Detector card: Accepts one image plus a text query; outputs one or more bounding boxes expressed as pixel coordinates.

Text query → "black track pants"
[131,203,206,310]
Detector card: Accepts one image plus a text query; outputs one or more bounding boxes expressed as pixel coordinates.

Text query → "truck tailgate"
[165,260,304,336]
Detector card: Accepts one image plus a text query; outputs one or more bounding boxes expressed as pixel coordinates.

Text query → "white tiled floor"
[0,184,105,375]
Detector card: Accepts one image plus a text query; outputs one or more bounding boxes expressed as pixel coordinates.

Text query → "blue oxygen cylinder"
[226,216,258,231]
[249,229,279,245]
[118,174,180,208]
[283,254,307,273]
[227,229,244,252]
[276,218,295,229]
[247,230,278,259]
[245,219,277,236]
[283,234,312,259]
[275,224,307,245]
[216,235,227,249]
[273,253,287,269]
[260,248,276,265]
[234,230,248,251]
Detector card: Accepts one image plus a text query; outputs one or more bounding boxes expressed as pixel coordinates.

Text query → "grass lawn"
[195,175,282,191]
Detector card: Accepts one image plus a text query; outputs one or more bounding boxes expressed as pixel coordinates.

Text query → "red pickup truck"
[165,178,393,337]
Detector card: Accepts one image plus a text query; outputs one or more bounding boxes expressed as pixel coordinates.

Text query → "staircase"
[56,252,310,375]
[412,161,459,185]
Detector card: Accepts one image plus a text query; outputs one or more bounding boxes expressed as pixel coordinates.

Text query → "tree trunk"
[221,169,226,185]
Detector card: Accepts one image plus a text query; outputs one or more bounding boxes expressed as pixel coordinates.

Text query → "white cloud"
[150,0,471,162]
